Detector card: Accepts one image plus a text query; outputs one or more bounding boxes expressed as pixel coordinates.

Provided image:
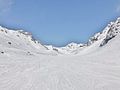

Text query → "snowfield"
[0,18,120,90]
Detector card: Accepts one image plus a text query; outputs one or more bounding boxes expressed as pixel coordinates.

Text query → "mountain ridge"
[0,17,120,55]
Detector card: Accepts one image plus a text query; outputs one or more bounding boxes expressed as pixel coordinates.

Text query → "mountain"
[0,26,59,56]
[0,18,120,90]
[45,17,120,54]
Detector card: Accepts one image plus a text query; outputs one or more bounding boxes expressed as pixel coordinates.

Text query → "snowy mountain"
[45,17,120,54]
[0,26,59,56]
[88,18,120,46]
[0,17,120,55]
[0,18,120,90]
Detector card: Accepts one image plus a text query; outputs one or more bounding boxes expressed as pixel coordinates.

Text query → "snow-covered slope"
[88,18,120,47]
[0,26,46,50]
[0,26,59,56]
[0,18,120,90]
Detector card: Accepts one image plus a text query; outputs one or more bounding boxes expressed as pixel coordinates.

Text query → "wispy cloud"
[0,0,14,13]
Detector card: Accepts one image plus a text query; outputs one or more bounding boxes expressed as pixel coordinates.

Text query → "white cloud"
[0,0,14,13]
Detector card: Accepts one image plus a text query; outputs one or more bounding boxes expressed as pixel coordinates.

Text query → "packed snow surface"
[0,18,120,90]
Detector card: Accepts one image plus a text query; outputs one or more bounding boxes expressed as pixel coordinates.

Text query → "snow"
[0,18,120,90]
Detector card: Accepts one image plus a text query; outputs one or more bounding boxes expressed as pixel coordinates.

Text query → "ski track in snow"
[1,39,120,90]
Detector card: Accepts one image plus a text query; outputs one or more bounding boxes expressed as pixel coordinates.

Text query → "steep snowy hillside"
[0,18,120,90]
[0,26,58,56]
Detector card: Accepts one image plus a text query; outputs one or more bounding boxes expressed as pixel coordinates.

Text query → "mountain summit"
[0,18,120,90]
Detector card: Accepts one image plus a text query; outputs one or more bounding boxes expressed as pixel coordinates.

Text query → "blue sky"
[0,0,120,46]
